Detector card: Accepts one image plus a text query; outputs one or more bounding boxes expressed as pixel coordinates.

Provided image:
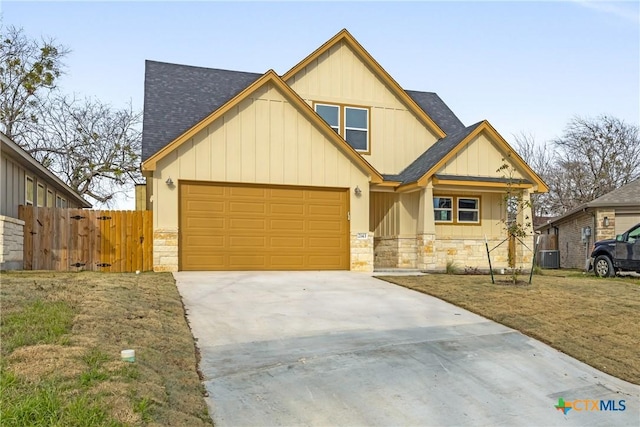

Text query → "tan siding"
[440,134,527,179]
[371,192,399,237]
[286,40,438,175]
[434,191,506,239]
[154,83,371,232]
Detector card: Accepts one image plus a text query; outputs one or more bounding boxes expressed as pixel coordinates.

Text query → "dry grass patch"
[379,272,640,385]
[1,271,212,426]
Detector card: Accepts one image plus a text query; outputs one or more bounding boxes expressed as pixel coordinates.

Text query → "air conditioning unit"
[538,250,560,269]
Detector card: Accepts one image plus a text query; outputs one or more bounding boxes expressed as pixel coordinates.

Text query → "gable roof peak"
[282,29,447,139]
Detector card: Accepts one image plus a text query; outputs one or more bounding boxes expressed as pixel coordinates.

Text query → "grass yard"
[0,271,213,427]
[379,271,640,385]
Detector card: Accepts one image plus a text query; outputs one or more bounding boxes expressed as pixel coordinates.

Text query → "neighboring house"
[141,29,547,272]
[537,179,640,269]
[0,132,91,270]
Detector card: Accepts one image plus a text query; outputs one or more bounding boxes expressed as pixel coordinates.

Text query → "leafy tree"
[23,94,142,205]
[0,25,69,139]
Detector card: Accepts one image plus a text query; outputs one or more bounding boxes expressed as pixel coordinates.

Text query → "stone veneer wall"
[0,215,25,270]
[594,209,616,241]
[153,229,178,272]
[374,236,417,269]
[371,234,535,272]
[350,233,374,272]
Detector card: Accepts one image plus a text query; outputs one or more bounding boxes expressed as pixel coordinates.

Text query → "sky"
[2,1,639,207]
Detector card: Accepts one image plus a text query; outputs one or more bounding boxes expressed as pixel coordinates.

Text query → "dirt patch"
[380,272,640,385]
[1,271,213,426]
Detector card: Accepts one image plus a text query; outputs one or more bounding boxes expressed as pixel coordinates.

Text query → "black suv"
[590,223,640,277]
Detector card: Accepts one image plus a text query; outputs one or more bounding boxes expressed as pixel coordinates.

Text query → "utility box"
[538,250,560,269]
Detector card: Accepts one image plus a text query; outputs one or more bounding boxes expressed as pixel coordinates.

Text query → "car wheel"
[594,255,614,277]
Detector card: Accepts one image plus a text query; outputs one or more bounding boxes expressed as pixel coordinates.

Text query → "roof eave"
[1,133,92,208]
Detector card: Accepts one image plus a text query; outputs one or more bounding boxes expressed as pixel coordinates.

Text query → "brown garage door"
[179,182,350,271]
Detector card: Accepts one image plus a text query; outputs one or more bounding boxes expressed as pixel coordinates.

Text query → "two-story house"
[141,29,547,272]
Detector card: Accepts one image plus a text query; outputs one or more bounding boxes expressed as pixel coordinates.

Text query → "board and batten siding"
[286,40,439,175]
[433,191,512,239]
[154,82,371,232]
[1,154,26,218]
[370,191,421,237]
[439,133,527,180]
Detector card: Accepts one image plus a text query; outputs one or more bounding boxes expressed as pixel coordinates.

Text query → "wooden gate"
[19,207,153,272]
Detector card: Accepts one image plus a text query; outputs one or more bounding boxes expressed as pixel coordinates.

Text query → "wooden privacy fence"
[19,207,153,272]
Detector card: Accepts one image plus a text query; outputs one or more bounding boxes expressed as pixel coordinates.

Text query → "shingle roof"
[588,178,640,207]
[405,90,465,134]
[383,121,483,183]
[142,61,262,161]
[535,178,640,230]
[141,63,466,163]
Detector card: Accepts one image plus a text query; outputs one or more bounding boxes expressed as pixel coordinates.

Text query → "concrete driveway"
[175,271,639,426]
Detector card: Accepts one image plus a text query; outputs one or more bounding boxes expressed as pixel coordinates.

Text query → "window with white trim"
[434,196,481,224]
[433,197,453,222]
[47,189,54,207]
[315,103,370,152]
[25,176,34,205]
[458,197,480,223]
[37,183,45,207]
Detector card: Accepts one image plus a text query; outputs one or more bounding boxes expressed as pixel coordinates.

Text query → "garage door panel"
[186,236,224,248]
[228,236,267,248]
[308,237,345,248]
[308,220,343,232]
[229,218,267,230]
[270,237,305,248]
[186,218,226,230]
[228,254,267,267]
[185,200,225,213]
[270,203,304,215]
[180,182,349,270]
[229,201,267,214]
[270,188,304,199]
[308,203,342,217]
[271,219,304,230]
[229,187,267,198]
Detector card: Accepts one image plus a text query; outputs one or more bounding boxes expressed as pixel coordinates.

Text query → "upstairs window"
[315,104,339,133]
[47,189,54,207]
[315,103,370,152]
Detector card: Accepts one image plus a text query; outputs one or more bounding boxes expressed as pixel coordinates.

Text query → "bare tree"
[23,94,142,205]
[513,131,555,218]
[515,116,640,217]
[0,25,69,139]
[551,115,640,212]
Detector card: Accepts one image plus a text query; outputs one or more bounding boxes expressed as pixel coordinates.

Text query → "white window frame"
[314,103,340,134]
[314,102,370,153]
[37,183,45,207]
[25,176,34,206]
[47,189,54,207]
[344,106,369,152]
[457,197,480,223]
[433,196,453,223]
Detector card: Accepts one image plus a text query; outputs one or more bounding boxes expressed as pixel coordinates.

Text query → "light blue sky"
[2,1,639,149]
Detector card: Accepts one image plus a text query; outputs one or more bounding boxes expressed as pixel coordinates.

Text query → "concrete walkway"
[175,271,639,426]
